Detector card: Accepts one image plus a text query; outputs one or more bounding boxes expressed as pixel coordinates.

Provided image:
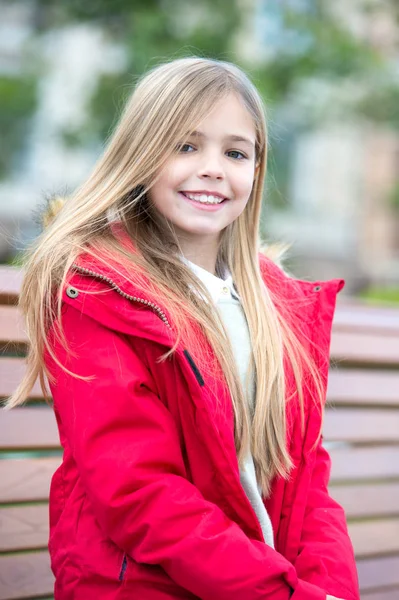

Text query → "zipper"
[71,263,171,329]
[71,263,205,386]
[118,553,128,581]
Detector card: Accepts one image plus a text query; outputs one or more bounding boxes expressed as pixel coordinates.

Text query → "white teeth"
[184,192,224,204]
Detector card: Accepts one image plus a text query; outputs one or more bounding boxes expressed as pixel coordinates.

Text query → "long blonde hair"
[7,57,323,495]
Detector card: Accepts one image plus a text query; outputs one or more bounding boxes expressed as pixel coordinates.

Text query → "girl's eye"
[178,143,195,153]
[227,150,247,160]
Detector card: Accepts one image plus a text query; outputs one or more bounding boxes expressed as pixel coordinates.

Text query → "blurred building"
[0,0,126,260]
[251,0,399,290]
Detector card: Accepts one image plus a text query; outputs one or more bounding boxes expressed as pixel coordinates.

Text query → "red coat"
[46,249,359,600]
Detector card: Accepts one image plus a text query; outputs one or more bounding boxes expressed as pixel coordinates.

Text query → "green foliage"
[357,84,399,129]
[36,0,162,26]
[59,0,242,145]
[388,182,399,210]
[0,75,37,178]
[251,5,382,104]
[86,73,131,143]
[61,73,130,146]
[358,286,399,305]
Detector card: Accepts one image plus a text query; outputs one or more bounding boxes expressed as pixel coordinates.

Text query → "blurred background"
[0,0,398,299]
[0,4,399,598]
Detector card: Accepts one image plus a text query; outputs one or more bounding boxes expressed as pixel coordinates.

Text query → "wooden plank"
[0,458,60,503]
[0,550,54,600]
[323,408,399,443]
[0,267,23,305]
[0,504,49,552]
[3,510,396,588]
[330,331,399,365]
[327,369,399,406]
[361,588,399,600]
[0,407,59,450]
[348,518,399,558]
[334,301,399,333]
[0,306,27,346]
[7,361,399,407]
[0,359,45,400]
[330,446,399,481]
[357,555,399,591]
[2,268,399,329]
[330,483,399,518]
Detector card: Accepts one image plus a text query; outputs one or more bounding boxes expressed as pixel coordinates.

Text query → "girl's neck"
[184,255,216,275]
[178,237,220,276]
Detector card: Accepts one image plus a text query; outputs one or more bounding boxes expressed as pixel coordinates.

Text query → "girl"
[8,57,359,600]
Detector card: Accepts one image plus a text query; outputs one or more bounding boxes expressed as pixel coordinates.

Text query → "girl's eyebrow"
[189,130,255,148]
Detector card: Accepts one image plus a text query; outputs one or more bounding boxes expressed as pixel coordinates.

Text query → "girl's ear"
[254,163,260,179]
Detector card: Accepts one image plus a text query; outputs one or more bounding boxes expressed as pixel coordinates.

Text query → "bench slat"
[323,408,399,442]
[2,268,399,329]
[0,458,60,503]
[327,369,399,406]
[333,301,399,333]
[0,504,49,552]
[349,519,399,558]
[361,588,399,600]
[330,483,399,518]
[1,504,398,558]
[0,407,59,450]
[330,446,399,481]
[6,360,399,406]
[357,555,399,591]
[0,550,53,600]
[0,267,23,305]
[0,359,45,400]
[0,307,26,346]
[330,331,399,365]
[1,405,398,449]
[4,312,399,364]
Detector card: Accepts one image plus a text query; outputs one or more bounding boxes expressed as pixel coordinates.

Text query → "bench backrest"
[1,266,399,599]
[327,300,399,599]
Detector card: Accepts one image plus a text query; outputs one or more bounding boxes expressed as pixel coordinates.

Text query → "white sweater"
[184,259,275,548]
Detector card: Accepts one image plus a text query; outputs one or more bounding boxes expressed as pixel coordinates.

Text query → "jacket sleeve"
[47,303,328,600]
[293,438,360,600]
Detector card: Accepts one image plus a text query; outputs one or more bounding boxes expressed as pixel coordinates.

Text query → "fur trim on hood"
[42,196,66,229]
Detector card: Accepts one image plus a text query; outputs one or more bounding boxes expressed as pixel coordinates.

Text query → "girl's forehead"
[186,94,256,141]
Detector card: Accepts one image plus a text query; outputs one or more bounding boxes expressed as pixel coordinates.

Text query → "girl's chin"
[172,222,227,238]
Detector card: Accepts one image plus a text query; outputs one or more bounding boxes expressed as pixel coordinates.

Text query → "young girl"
[8,57,359,600]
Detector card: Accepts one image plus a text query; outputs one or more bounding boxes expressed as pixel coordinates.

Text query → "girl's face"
[148,93,257,255]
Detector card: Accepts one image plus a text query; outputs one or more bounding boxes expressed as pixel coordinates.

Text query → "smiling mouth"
[180,192,228,205]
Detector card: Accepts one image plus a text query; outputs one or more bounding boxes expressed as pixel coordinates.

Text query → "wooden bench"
[1,265,399,599]
[327,300,399,600]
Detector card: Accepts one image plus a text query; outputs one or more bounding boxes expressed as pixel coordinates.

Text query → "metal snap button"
[313,285,321,292]
[66,286,79,299]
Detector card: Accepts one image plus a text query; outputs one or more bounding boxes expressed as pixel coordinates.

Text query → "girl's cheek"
[237,170,256,193]
[172,158,195,179]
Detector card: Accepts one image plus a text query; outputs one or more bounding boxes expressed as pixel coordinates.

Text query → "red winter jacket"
[46,249,359,600]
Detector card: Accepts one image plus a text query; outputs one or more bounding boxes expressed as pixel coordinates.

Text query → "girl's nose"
[198,154,225,180]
